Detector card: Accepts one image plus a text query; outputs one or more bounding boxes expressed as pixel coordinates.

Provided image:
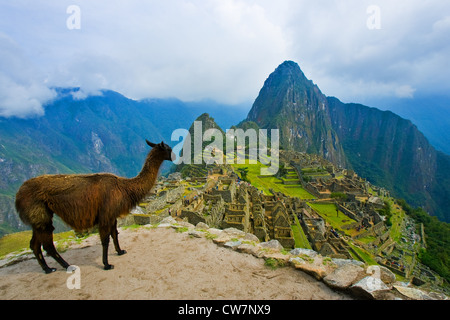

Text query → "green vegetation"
[0,221,18,239]
[388,201,405,242]
[122,224,141,230]
[0,230,76,259]
[378,200,393,226]
[175,227,189,233]
[264,257,286,269]
[237,167,250,182]
[347,242,377,265]
[397,199,450,283]
[231,162,315,200]
[277,163,288,178]
[308,202,357,236]
[330,192,348,202]
[291,213,312,249]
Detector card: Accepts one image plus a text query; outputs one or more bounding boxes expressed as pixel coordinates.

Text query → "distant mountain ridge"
[368,95,450,155]
[1,61,449,237]
[244,61,450,222]
[0,88,248,236]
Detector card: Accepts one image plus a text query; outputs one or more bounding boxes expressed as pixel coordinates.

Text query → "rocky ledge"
[161,217,448,300]
[1,216,447,300]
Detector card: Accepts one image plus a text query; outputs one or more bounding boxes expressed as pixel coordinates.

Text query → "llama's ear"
[146,140,156,148]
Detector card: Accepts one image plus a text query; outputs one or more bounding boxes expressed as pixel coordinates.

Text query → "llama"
[15,140,174,273]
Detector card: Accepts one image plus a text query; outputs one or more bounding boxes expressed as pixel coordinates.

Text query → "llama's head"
[146,140,175,161]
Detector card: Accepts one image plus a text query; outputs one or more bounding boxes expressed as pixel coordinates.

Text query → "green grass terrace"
[231,162,315,200]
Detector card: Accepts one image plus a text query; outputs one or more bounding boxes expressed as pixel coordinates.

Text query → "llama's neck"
[128,150,164,201]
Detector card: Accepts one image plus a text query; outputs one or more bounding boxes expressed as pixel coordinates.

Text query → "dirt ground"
[0,226,351,300]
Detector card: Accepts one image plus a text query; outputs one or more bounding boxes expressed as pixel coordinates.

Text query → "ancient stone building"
[272,203,295,248]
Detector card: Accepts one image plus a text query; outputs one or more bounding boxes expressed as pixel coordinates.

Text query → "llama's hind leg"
[99,226,113,270]
[111,220,126,256]
[30,229,56,274]
[41,227,70,270]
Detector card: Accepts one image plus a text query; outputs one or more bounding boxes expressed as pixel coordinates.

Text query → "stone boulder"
[243,233,260,243]
[224,240,242,249]
[393,285,434,300]
[236,243,262,257]
[260,240,284,251]
[206,228,223,237]
[223,227,246,237]
[331,258,364,267]
[159,216,177,226]
[323,263,366,290]
[291,256,337,281]
[290,248,318,258]
[378,266,396,285]
[262,251,291,264]
[212,232,234,246]
[350,276,391,299]
[188,230,204,238]
[195,222,210,230]
[212,228,259,247]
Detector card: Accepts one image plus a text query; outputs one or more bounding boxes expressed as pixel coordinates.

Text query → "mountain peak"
[277,60,302,72]
[245,60,347,167]
[247,60,318,126]
[265,60,311,88]
[191,113,224,134]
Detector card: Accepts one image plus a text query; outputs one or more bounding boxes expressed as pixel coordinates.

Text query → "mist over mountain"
[244,61,450,222]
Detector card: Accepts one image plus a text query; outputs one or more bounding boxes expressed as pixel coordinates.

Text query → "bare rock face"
[246,61,347,168]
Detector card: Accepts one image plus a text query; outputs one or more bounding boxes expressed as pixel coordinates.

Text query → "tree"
[237,167,250,182]
[378,200,392,226]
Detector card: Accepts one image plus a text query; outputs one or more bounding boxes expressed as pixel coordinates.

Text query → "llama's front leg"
[99,227,113,270]
[111,220,126,256]
[41,228,70,270]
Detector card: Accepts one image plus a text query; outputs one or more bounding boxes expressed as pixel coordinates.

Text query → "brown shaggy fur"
[15,140,173,273]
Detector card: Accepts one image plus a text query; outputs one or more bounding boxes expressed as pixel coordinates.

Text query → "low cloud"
[283,0,450,103]
[41,0,289,105]
[0,33,56,118]
[395,85,416,99]
[0,1,449,117]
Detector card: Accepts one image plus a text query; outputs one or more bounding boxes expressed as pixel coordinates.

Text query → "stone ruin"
[129,168,298,249]
[116,152,447,295]
[128,157,394,259]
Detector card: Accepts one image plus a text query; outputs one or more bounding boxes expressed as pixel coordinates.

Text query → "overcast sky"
[0,0,449,118]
